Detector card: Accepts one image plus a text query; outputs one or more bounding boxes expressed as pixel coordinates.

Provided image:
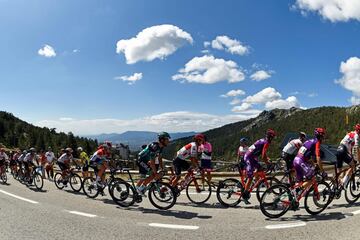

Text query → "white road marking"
[0,189,39,204]
[351,209,360,215]
[66,210,97,218]
[265,221,306,230]
[149,223,199,230]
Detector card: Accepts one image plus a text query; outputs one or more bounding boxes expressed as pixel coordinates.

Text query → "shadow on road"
[176,201,228,209]
[122,206,212,220]
[265,211,348,222]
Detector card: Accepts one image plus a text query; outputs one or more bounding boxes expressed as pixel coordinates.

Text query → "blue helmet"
[240,137,248,143]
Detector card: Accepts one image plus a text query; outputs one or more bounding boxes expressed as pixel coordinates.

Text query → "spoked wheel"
[304,181,332,215]
[1,172,7,184]
[110,179,135,207]
[345,170,360,204]
[82,177,99,198]
[260,184,291,218]
[148,182,177,210]
[33,173,44,190]
[186,177,212,204]
[216,178,243,207]
[256,177,282,202]
[69,173,83,192]
[54,173,65,190]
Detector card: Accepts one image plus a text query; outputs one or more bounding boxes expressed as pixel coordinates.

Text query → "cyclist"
[200,136,213,184]
[10,150,21,174]
[23,148,38,179]
[336,124,360,189]
[293,128,326,191]
[281,132,307,183]
[136,132,171,195]
[242,129,276,204]
[0,148,9,176]
[45,147,56,179]
[170,133,204,187]
[237,138,249,170]
[89,142,112,188]
[77,147,90,178]
[57,148,74,186]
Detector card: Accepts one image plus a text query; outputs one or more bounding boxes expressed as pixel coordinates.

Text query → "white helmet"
[77,147,83,152]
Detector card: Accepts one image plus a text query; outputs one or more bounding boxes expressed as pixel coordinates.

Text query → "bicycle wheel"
[186,177,212,204]
[304,181,332,215]
[1,172,7,184]
[54,173,65,190]
[148,182,177,210]
[34,173,43,190]
[216,178,243,207]
[260,184,291,218]
[69,173,83,192]
[110,179,135,207]
[82,177,99,198]
[256,177,281,202]
[345,170,360,204]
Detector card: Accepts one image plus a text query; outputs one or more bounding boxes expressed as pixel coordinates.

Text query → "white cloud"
[221,89,246,98]
[243,87,282,104]
[210,36,249,55]
[250,70,272,81]
[59,117,74,121]
[116,24,193,64]
[265,96,300,110]
[172,55,245,84]
[232,102,253,112]
[308,92,318,97]
[229,98,242,105]
[38,44,56,58]
[72,49,80,53]
[37,111,260,135]
[350,96,360,105]
[204,41,211,48]
[336,57,360,96]
[114,72,143,85]
[294,0,360,22]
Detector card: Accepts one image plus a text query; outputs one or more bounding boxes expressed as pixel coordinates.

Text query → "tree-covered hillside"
[163,106,360,161]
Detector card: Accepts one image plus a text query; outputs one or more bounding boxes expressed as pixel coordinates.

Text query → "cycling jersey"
[176,142,202,160]
[90,149,107,164]
[45,151,56,163]
[138,142,163,163]
[245,138,270,160]
[282,138,303,155]
[0,152,9,161]
[23,153,35,163]
[17,153,26,162]
[201,142,212,160]
[237,146,248,158]
[57,153,73,163]
[340,131,359,154]
[296,138,321,161]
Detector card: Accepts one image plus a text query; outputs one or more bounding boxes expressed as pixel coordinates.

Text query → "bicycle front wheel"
[256,177,281,202]
[345,170,360,204]
[1,172,7,184]
[34,173,43,190]
[110,179,135,207]
[148,182,177,210]
[82,177,99,198]
[54,173,65,190]
[216,178,243,207]
[69,173,83,192]
[304,181,332,215]
[260,184,291,219]
[186,177,212,204]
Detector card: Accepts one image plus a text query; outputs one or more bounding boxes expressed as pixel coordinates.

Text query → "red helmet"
[266,129,276,138]
[314,128,325,137]
[355,124,360,132]
[194,134,205,142]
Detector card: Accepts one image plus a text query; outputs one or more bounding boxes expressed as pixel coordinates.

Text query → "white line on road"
[351,210,360,215]
[265,221,306,230]
[149,223,199,230]
[66,210,97,218]
[0,189,39,204]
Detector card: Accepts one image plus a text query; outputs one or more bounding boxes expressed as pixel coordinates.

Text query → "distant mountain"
[88,131,196,150]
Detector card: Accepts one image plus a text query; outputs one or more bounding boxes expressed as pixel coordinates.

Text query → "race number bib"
[298,146,307,155]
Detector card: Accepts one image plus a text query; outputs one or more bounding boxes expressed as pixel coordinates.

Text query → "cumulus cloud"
[37,111,260,135]
[114,72,143,85]
[172,55,245,84]
[38,44,56,58]
[265,96,300,110]
[336,57,360,97]
[294,0,360,22]
[210,36,249,55]
[220,89,246,98]
[243,87,282,104]
[232,103,253,112]
[350,96,360,105]
[250,70,272,81]
[229,98,242,105]
[116,24,193,64]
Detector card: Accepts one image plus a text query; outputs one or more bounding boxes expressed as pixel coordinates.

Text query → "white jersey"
[45,151,56,163]
[24,153,35,163]
[176,142,202,160]
[238,146,248,157]
[340,131,360,154]
[282,139,303,155]
[0,152,9,161]
[57,153,73,163]
[17,153,26,162]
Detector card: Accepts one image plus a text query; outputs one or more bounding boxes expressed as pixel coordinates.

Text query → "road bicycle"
[22,165,44,190]
[0,162,7,184]
[54,166,83,192]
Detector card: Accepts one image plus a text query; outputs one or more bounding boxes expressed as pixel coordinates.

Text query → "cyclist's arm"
[148,159,157,174]
[158,154,163,170]
[261,143,270,164]
[315,141,323,171]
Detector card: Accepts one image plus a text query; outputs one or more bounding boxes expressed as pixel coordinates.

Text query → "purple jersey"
[246,138,269,158]
[296,138,319,161]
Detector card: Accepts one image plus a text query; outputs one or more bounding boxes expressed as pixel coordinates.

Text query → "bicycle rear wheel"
[216,178,243,207]
[54,173,65,190]
[34,173,43,190]
[82,177,99,198]
[186,177,212,204]
[69,173,83,192]
[1,172,7,184]
[304,181,332,215]
[256,177,281,202]
[148,182,177,210]
[345,170,360,204]
[260,184,291,218]
[110,179,135,207]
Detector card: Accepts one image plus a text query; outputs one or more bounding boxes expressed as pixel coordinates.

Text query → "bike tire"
[186,177,212,204]
[110,179,136,207]
[304,181,332,215]
[82,177,99,198]
[256,177,281,203]
[260,184,291,218]
[148,181,177,210]
[69,173,83,192]
[216,178,243,207]
[54,173,65,190]
[345,170,360,204]
[1,172,7,184]
[34,173,44,190]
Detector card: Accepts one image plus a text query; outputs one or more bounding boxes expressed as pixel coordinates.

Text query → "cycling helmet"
[355,124,360,132]
[314,128,325,138]
[194,133,205,142]
[77,147,83,152]
[65,147,73,153]
[22,150,27,154]
[29,147,36,152]
[240,137,248,143]
[299,132,306,138]
[104,141,112,149]
[266,129,276,138]
[158,132,171,140]
[0,148,4,152]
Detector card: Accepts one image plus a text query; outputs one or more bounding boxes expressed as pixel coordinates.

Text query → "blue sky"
[1,0,360,135]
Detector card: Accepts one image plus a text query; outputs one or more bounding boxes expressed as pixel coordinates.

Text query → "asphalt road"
[0,176,360,240]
